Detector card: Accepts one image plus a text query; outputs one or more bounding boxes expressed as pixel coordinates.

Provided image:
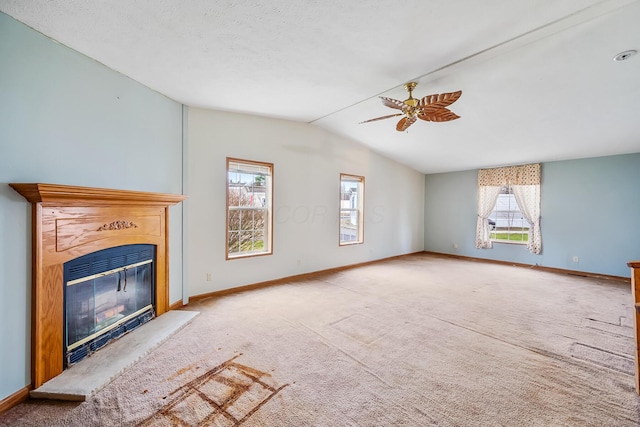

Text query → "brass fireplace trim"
[9,183,186,389]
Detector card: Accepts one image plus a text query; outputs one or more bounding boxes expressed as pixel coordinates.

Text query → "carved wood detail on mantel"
[9,183,186,389]
[97,220,139,231]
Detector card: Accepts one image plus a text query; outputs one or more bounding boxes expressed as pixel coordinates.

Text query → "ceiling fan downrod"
[403,82,419,117]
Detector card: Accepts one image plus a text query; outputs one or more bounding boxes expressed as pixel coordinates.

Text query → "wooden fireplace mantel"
[10,183,187,206]
[10,183,186,389]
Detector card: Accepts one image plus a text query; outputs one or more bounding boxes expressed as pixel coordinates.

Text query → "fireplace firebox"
[64,244,156,367]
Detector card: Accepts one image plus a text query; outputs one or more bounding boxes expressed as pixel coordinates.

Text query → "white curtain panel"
[475,185,501,249]
[511,184,542,254]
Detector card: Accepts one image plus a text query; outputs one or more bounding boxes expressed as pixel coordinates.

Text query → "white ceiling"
[2,0,639,173]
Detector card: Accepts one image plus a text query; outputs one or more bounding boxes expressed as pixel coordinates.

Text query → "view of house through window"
[340,174,364,245]
[226,158,273,258]
[489,186,529,243]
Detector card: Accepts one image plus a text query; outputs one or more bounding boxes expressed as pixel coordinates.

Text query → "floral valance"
[478,163,540,186]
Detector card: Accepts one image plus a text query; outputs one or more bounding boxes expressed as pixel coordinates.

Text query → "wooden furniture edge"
[628,261,640,394]
[187,251,425,304]
[422,251,630,283]
[9,183,186,205]
[0,385,30,415]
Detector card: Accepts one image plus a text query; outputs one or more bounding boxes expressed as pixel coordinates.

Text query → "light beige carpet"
[1,253,639,426]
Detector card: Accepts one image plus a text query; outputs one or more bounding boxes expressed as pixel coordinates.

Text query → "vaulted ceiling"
[2,0,639,173]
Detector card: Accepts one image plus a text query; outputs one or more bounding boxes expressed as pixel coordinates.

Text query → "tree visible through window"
[226,158,273,259]
[489,186,529,243]
[340,174,364,245]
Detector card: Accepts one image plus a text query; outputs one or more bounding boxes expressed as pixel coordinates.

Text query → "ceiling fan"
[360,82,462,132]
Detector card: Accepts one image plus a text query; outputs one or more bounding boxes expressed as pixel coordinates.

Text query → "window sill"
[226,251,272,260]
[491,240,527,246]
[339,241,363,247]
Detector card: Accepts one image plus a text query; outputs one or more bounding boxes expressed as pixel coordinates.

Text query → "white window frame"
[226,158,273,259]
[489,185,528,245]
[339,174,364,245]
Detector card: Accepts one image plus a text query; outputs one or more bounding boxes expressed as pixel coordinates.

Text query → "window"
[489,186,528,244]
[226,158,273,259]
[340,174,364,245]
[475,163,541,254]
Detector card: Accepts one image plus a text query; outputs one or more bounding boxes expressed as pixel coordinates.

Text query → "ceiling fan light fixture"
[360,82,462,132]
[613,50,637,61]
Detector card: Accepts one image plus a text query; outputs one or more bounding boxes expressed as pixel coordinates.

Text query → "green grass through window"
[491,229,529,242]
[239,240,264,251]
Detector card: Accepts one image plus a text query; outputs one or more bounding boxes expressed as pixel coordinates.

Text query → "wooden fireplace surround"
[10,183,186,389]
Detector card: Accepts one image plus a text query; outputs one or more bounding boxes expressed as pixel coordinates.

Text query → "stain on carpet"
[140,355,288,426]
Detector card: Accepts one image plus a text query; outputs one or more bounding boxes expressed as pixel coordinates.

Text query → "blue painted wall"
[424,153,640,278]
[0,13,184,401]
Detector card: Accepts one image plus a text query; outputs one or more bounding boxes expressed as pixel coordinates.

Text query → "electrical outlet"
[206,273,212,281]
[572,256,579,263]
[452,243,458,249]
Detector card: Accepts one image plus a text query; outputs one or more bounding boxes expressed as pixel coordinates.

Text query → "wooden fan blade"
[418,107,460,122]
[380,97,406,111]
[359,113,403,124]
[396,116,417,131]
[419,90,462,109]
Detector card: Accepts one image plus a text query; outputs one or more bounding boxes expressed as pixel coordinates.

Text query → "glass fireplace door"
[66,259,153,351]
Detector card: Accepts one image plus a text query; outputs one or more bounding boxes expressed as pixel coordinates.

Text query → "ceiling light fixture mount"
[613,50,637,61]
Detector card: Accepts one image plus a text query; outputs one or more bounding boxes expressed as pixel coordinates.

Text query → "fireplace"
[64,244,156,367]
[9,183,186,389]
